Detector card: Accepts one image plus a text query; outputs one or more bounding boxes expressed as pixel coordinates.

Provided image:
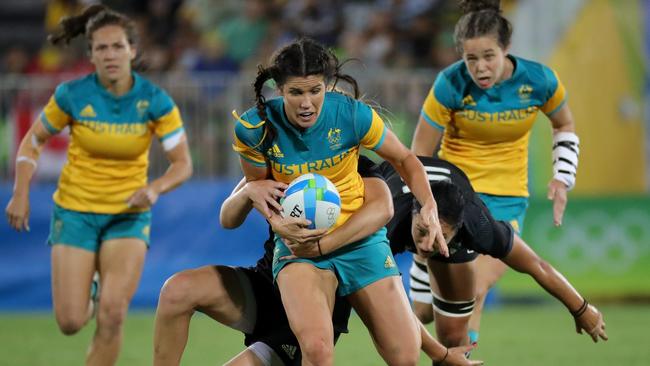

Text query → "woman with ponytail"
[409,0,586,351]
[5,5,192,365]
[232,37,450,366]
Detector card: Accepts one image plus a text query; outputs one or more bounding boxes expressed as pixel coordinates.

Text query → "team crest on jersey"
[327,128,342,150]
[518,85,533,100]
[461,95,476,107]
[80,104,97,118]
[267,144,284,158]
[136,100,150,118]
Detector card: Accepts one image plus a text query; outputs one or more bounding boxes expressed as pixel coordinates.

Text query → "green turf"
[0,304,647,365]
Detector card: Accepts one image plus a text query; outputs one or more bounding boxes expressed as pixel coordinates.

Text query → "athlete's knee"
[437,325,468,347]
[158,270,207,313]
[96,296,129,336]
[296,332,333,365]
[55,311,87,335]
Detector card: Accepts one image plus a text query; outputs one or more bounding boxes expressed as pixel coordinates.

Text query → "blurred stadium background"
[0,0,648,365]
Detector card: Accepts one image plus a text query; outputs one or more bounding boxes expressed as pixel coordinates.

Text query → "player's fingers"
[455,344,476,354]
[11,215,23,232]
[267,197,283,212]
[435,231,448,257]
[469,361,484,366]
[553,202,564,227]
[547,182,557,200]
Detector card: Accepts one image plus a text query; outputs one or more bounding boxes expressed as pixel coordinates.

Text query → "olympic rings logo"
[528,208,650,274]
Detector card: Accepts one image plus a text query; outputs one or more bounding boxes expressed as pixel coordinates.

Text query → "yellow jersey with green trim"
[40,72,184,213]
[420,55,566,197]
[233,92,386,229]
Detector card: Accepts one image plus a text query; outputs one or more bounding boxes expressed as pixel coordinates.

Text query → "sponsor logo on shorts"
[281,344,297,359]
[384,255,395,268]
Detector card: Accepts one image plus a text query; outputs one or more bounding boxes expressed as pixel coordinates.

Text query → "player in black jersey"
[153,156,481,366]
[380,156,608,351]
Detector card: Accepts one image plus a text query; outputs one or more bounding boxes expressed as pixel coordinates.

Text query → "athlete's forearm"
[219,178,253,229]
[150,140,192,195]
[411,116,443,157]
[418,318,448,362]
[503,235,584,313]
[319,177,393,253]
[13,123,50,195]
[395,153,435,209]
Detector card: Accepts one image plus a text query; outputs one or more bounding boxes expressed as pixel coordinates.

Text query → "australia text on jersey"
[456,107,537,123]
[77,119,150,135]
[268,146,356,176]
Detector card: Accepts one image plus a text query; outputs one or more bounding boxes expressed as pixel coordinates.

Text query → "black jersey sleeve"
[358,155,384,179]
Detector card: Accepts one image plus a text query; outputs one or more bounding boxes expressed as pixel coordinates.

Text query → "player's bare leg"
[468,254,507,344]
[154,265,251,366]
[277,263,338,366]
[86,238,146,366]
[348,276,421,366]
[427,259,476,347]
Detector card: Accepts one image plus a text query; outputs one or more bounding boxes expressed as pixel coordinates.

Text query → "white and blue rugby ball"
[281,173,341,229]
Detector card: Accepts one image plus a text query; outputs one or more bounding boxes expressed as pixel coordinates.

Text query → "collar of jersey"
[92,72,143,101]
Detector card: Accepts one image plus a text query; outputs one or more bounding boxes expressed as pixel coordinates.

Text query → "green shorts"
[48,204,151,252]
[272,227,400,296]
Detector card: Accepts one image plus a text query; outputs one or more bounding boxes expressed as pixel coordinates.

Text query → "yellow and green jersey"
[233,92,386,229]
[41,72,184,213]
[421,55,566,197]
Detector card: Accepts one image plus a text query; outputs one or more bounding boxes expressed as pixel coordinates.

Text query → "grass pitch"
[0,304,647,365]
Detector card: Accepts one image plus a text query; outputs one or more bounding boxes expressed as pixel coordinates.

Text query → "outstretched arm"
[502,234,608,342]
[418,317,483,365]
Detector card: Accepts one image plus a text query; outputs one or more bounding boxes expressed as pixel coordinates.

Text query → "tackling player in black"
[380,156,608,353]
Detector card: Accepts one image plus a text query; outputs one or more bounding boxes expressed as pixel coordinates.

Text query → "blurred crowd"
[0,0,466,77]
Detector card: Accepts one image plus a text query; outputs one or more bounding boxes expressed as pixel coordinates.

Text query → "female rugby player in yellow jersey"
[233,38,448,366]
[409,0,581,349]
[5,5,191,365]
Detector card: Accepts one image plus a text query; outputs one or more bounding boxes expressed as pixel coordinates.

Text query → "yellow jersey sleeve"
[40,84,72,134]
[540,68,567,116]
[358,108,386,150]
[232,109,267,167]
[420,73,454,130]
[150,89,184,145]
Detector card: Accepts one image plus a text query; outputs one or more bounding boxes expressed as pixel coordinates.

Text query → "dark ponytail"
[47,4,138,48]
[252,65,277,143]
[454,0,512,52]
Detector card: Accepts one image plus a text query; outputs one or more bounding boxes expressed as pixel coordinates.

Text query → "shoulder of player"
[324,91,363,111]
[56,73,95,95]
[433,61,468,104]
[510,55,557,87]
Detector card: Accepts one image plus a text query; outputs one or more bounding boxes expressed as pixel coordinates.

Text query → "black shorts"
[241,266,349,365]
